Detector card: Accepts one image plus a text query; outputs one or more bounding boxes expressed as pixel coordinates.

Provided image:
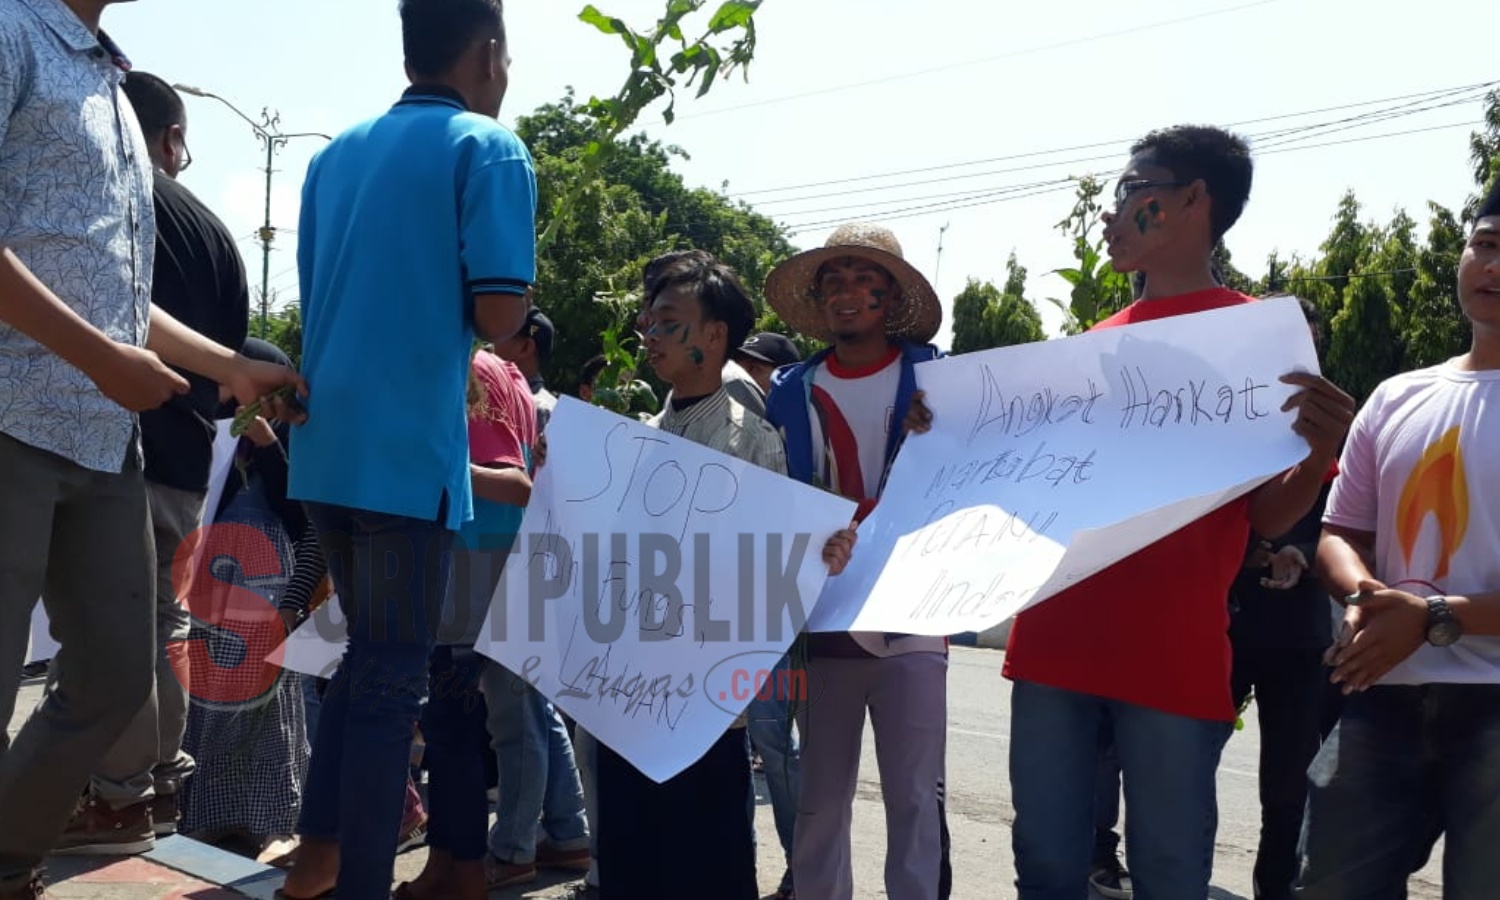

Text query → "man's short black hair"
[1476,177,1500,223]
[643,249,713,296]
[579,354,608,392]
[645,252,756,354]
[1131,125,1253,242]
[120,71,184,140]
[400,0,505,78]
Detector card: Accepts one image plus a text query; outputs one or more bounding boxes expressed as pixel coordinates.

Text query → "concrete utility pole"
[174,84,330,337]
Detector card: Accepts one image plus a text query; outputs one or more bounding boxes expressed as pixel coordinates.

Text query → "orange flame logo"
[1395,426,1469,581]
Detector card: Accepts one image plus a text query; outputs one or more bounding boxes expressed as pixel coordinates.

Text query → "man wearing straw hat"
[764,223,950,900]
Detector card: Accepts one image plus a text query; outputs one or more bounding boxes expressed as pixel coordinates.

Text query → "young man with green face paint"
[905,126,1357,900]
[1006,127,1354,900]
[597,250,856,900]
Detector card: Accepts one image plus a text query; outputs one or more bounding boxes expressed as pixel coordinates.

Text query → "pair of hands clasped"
[1325,582,1431,694]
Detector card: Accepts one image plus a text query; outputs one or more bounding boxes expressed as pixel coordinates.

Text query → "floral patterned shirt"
[0,0,155,472]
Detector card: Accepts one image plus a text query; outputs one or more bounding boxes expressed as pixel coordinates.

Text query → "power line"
[774,118,1461,232]
[768,92,1489,227]
[675,0,1286,123]
[735,80,1499,199]
[780,120,1476,234]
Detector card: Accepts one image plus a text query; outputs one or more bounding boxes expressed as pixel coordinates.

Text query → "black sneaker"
[1089,855,1133,900]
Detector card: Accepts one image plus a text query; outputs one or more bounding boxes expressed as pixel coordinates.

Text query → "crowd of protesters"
[3,1,1497,900]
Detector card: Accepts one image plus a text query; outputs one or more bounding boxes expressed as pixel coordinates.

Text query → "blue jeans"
[297,502,453,900]
[422,646,488,861]
[746,654,802,866]
[1010,679,1232,900]
[1093,719,1122,864]
[302,675,325,749]
[1297,684,1500,900]
[482,660,589,864]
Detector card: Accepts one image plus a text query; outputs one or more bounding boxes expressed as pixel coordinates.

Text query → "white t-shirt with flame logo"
[1325,363,1500,685]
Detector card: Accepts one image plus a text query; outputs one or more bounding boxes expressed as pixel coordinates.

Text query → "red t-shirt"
[469,350,536,471]
[1002,287,1258,722]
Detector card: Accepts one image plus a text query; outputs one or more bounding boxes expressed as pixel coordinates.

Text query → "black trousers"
[1231,646,1330,900]
[597,726,757,900]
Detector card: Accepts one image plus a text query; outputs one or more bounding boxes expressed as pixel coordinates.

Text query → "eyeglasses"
[1113,178,1184,210]
[177,138,193,173]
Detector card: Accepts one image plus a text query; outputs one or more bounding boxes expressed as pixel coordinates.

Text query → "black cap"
[522,307,554,363]
[735,332,801,368]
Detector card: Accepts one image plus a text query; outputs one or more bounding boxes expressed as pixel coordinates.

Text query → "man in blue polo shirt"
[280,1,535,897]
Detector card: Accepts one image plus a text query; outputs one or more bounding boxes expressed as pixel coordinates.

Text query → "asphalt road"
[11,647,1445,898]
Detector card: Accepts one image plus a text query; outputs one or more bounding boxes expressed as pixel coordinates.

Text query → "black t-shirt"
[140,173,250,492]
[1228,482,1335,651]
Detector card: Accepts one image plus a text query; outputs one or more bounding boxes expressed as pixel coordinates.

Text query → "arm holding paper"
[471,462,532,506]
[1244,372,1355,540]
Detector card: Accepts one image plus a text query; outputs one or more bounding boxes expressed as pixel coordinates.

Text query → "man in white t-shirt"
[764,223,950,900]
[1301,181,1500,897]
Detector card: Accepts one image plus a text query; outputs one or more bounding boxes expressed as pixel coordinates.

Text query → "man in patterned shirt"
[0,3,304,897]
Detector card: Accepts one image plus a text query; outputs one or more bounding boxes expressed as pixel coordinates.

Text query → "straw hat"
[764,223,942,345]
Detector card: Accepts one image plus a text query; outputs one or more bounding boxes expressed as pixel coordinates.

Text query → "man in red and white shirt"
[766,223,950,900]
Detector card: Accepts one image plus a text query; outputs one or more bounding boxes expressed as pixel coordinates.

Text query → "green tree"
[1048,176,1133,334]
[1002,251,1028,299]
[516,95,795,394]
[1327,264,1400,402]
[1402,202,1471,369]
[1464,88,1500,223]
[950,278,998,354]
[262,299,302,368]
[1306,191,1370,323]
[1257,250,1289,295]
[1325,208,1416,399]
[1211,241,1254,294]
[543,0,762,255]
[950,255,1044,353]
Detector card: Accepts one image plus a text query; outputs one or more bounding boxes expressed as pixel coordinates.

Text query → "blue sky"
[108,0,1495,348]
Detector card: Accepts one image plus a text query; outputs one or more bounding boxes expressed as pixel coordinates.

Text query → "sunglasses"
[1113,178,1185,211]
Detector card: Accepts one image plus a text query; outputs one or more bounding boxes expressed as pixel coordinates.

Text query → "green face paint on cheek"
[1134,198,1165,235]
[689,347,704,365]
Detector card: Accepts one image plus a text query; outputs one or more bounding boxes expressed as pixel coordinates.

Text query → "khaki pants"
[63,482,203,805]
[793,651,949,900]
[0,433,155,884]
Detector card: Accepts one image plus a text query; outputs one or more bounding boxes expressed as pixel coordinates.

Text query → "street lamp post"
[174,84,330,338]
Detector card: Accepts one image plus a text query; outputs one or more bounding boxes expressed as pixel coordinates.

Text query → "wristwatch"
[1425,596,1464,647]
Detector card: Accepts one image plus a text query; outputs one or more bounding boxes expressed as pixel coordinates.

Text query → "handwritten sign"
[475,397,856,783]
[808,296,1319,635]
